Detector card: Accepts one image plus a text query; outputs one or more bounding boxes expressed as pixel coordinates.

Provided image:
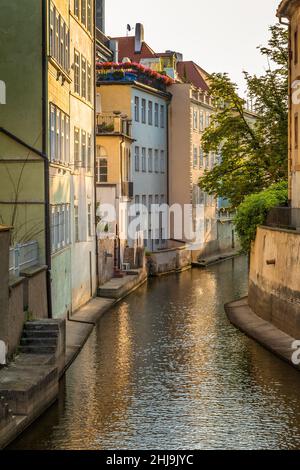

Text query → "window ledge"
[49,56,72,83]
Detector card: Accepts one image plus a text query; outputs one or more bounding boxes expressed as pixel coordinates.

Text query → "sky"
[106,0,282,96]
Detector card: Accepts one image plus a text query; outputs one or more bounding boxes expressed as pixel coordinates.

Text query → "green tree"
[234,181,288,253]
[199,24,288,208]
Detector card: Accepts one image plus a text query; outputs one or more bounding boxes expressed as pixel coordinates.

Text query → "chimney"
[134,23,144,54]
[96,0,105,33]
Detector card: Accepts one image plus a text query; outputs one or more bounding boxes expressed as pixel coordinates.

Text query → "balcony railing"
[96,113,132,137]
[122,181,134,199]
[9,240,39,277]
[265,207,300,231]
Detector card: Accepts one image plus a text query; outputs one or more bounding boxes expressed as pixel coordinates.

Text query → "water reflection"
[10,256,300,449]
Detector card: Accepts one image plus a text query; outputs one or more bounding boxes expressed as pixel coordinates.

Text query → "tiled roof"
[176,61,209,91]
[111,36,157,62]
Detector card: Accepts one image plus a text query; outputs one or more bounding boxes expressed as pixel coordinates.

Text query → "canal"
[10,256,300,450]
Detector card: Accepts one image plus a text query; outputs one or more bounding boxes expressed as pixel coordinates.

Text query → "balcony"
[122,181,134,199]
[96,113,132,137]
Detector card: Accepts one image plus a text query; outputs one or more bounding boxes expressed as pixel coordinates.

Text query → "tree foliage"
[234,181,288,253]
[199,24,288,208]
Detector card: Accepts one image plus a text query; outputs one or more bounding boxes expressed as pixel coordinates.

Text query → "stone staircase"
[19,321,59,355]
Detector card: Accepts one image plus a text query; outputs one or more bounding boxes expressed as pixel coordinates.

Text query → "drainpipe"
[42,0,52,319]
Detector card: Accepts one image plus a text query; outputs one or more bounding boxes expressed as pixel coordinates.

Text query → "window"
[134,97,140,122]
[81,130,86,168]
[51,204,71,253]
[87,62,92,103]
[50,104,56,161]
[154,150,159,173]
[98,158,108,182]
[154,103,159,127]
[142,147,146,172]
[199,146,204,168]
[87,202,92,237]
[74,50,80,94]
[160,150,165,173]
[81,0,86,26]
[206,113,210,128]
[74,0,79,18]
[148,101,153,125]
[50,103,69,164]
[74,127,80,168]
[74,205,79,243]
[193,146,198,168]
[193,109,198,129]
[160,105,165,128]
[87,0,92,34]
[295,114,298,149]
[81,57,86,99]
[148,149,153,172]
[135,146,140,171]
[295,29,299,65]
[50,3,69,73]
[96,146,108,182]
[141,99,146,124]
[148,195,153,213]
[87,133,92,171]
[200,111,204,131]
[50,3,55,56]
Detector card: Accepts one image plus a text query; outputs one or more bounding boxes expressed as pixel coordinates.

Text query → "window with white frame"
[160,150,165,173]
[81,56,86,99]
[87,0,92,34]
[200,111,204,131]
[141,99,146,124]
[87,133,92,171]
[135,146,140,172]
[160,105,165,128]
[74,127,80,169]
[154,150,159,173]
[74,204,79,242]
[142,147,146,172]
[148,101,153,125]
[193,109,198,129]
[134,97,140,122]
[49,2,69,73]
[154,103,159,127]
[81,0,86,26]
[81,130,86,168]
[87,202,92,237]
[87,62,92,103]
[199,146,204,168]
[51,204,70,253]
[193,146,198,168]
[148,148,153,172]
[96,145,108,183]
[74,50,80,94]
[50,103,70,164]
[74,0,79,18]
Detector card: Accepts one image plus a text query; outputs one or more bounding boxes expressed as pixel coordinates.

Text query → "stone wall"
[21,266,48,319]
[148,246,191,276]
[98,238,115,286]
[249,225,300,339]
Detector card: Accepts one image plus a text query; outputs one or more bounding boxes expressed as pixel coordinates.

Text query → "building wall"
[0,0,45,261]
[249,225,300,339]
[290,6,300,207]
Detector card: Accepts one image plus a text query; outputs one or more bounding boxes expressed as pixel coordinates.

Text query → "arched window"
[96,145,108,183]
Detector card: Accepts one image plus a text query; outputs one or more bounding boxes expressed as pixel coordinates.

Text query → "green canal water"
[10,256,300,450]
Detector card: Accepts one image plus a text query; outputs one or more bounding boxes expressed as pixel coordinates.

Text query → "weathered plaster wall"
[8,279,25,357]
[148,246,191,276]
[0,228,10,356]
[249,226,300,339]
[98,238,115,286]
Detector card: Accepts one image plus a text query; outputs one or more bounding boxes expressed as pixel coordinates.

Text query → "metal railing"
[96,113,132,137]
[9,240,39,277]
[265,207,300,231]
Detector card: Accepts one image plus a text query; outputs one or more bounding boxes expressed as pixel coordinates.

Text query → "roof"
[111,36,157,62]
[176,61,209,91]
[277,0,300,17]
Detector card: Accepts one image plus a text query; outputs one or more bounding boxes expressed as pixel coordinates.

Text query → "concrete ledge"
[225,296,300,370]
[97,268,147,300]
[193,250,240,267]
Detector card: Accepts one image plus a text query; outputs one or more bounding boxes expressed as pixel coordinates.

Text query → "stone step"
[22,330,58,339]
[20,338,57,347]
[19,345,57,355]
[24,321,60,332]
